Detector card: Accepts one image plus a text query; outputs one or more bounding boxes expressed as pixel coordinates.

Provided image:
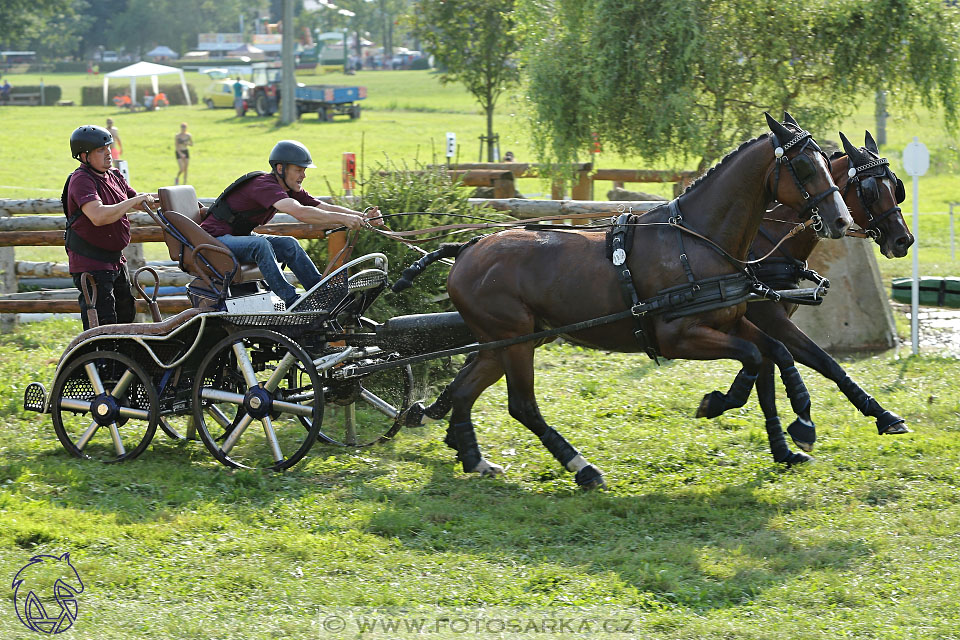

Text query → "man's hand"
[363,206,384,227]
[136,193,158,212]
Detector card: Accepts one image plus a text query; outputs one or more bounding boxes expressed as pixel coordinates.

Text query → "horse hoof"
[877,411,910,435]
[786,419,816,452]
[696,391,726,419]
[471,459,504,477]
[776,450,814,467]
[400,402,432,428]
[575,465,605,490]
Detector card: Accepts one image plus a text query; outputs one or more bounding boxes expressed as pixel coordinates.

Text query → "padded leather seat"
[157,185,263,285]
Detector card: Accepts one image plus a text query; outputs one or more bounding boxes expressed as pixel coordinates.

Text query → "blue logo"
[11,552,84,634]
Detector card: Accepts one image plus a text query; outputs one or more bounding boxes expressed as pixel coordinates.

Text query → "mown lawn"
[0,317,958,638]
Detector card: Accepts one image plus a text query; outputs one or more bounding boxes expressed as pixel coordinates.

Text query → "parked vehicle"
[202,78,254,112]
[250,62,365,121]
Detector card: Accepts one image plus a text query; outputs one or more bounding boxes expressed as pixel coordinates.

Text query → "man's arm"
[80,193,157,226]
[273,198,379,230]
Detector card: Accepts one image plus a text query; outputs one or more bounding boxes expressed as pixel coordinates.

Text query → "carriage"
[21,185,475,470]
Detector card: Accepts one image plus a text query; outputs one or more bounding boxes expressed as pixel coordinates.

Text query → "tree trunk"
[486,103,495,162]
[874,90,887,147]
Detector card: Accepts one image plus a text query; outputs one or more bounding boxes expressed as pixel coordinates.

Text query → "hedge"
[82,83,198,107]
[9,85,62,103]
[53,61,129,73]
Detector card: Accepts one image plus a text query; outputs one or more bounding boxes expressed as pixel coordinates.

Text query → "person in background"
[1,79,12,104]
[63,125,157,329]
[503,150,515,162]
[154,91,169,109]
[174,122,193,185]
[199,140,382,309]
[105,118,123,160]
[232,77,245,117]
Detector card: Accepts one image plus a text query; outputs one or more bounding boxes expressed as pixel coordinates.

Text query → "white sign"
[115,159,130,183]
[445,132,456,158]
[903,137,929,177]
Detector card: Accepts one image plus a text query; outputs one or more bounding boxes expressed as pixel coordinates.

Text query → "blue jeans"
[218,233,322,307]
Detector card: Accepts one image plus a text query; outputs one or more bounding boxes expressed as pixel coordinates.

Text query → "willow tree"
[413,0,521,161]
[520,0,960,171]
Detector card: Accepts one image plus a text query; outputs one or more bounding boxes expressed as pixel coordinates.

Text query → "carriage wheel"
[50,351,159,462]
[311,364,415,447]
[192,329,322,470]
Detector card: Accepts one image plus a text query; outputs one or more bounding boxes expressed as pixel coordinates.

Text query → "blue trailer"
[250,63,365,121]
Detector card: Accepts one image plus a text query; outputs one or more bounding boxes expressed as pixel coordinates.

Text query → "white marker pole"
[902,136,930,356]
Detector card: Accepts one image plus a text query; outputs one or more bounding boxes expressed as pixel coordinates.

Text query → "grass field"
[0,319,958,638]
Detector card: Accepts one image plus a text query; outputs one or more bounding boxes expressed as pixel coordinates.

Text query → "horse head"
[836,131,914,258]
[765,112,852,239]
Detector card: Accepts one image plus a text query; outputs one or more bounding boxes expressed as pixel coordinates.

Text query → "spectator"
[503,150,515,162]
[143,93,155,110]
[154,91,169,109]
[64,125,157,329]
[105,118,123,160]
[232,77,245,117]
[1,79,12,104]
[112,91,132,111]
[174,122,193,185]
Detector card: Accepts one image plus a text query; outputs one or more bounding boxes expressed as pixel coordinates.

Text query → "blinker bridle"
[767,129,839,234]
[843,155,905,240]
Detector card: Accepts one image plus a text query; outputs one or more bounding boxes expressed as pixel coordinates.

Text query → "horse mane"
[681,133,770,195]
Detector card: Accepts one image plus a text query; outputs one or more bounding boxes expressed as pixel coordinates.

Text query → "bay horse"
[397,113,853,489]
[697,129,913,464]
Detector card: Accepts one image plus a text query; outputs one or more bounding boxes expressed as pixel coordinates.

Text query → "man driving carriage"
[199,140,382,309]
[64,125,158,329]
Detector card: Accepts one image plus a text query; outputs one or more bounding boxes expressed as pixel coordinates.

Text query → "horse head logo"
[11,553,84,634]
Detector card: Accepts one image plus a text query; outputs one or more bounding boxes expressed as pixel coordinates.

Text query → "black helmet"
[269,140,316,169]
[70,125,114,160]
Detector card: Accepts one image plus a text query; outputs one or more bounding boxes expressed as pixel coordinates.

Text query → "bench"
[8,93,41,106]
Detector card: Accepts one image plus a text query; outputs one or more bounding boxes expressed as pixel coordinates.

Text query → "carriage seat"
[62,307,203,356]
[157,185,264,285]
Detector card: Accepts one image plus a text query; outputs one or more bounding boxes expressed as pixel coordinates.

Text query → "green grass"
[1,319,959,638]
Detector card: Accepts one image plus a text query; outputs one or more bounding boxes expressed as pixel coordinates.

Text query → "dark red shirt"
[200,173,322,237]
[65,166,135,272]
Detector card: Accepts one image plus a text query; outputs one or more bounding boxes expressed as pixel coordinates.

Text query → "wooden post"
[551,180,565,200]
[327,231,347,272]
[492,176,514,199]
[123,243,149,321]
[570,169,592,225]
[0,209,15,332]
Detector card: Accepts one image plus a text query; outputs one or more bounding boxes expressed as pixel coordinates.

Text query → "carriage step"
[23,382,47,413]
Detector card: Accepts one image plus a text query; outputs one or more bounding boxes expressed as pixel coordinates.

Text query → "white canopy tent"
[102,61,191,106]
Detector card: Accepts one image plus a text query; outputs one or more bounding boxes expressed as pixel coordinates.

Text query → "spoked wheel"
[192,329,322,470]
[313,364,415,447]
[51,351,159,462]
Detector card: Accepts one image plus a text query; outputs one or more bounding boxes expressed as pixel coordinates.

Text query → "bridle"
[765,129,839,235]
[843,155,905,240]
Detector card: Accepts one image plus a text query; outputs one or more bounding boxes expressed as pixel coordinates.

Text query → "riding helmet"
[70,125,114,160]
[268,140,316,169]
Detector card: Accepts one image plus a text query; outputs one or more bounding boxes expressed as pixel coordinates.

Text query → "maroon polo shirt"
[200,173,323,237]
[65,165,135,273]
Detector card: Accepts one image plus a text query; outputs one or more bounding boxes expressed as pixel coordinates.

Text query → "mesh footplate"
[348,269,388,292]
[24,382,47,413]
[291,271,349,312]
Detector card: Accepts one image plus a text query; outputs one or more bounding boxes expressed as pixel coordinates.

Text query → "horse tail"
[391,236,482,293]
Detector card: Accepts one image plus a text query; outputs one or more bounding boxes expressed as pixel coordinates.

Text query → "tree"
[0,0,76,50]
[413,0,521,161]
[520,0,960,171]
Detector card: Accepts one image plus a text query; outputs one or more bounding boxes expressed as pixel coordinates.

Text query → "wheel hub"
[243,386,273,419]
[90,394,120,426]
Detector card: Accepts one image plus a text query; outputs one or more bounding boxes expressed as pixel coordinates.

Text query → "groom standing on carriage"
[199,140,383,309]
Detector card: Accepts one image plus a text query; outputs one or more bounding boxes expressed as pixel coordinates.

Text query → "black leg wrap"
[401,401,427,428]
[765,417,813,466]
[780,365,811,416]
[876,410,909,435]
[696,370,757,418]
[424,394,453,420]
[837,375,882,416]
[786,418,816,452]
[445,421,483,472]
[574,465,606,490]
[539,427,578,468]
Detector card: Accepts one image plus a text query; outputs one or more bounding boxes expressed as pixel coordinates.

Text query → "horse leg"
[755,358,813,465]
[695,367,758,419]
[401,352,478,427]
[498,342,604,490]
[770,321,909,436]
[732,319,817,452]
[444,352,506,476]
